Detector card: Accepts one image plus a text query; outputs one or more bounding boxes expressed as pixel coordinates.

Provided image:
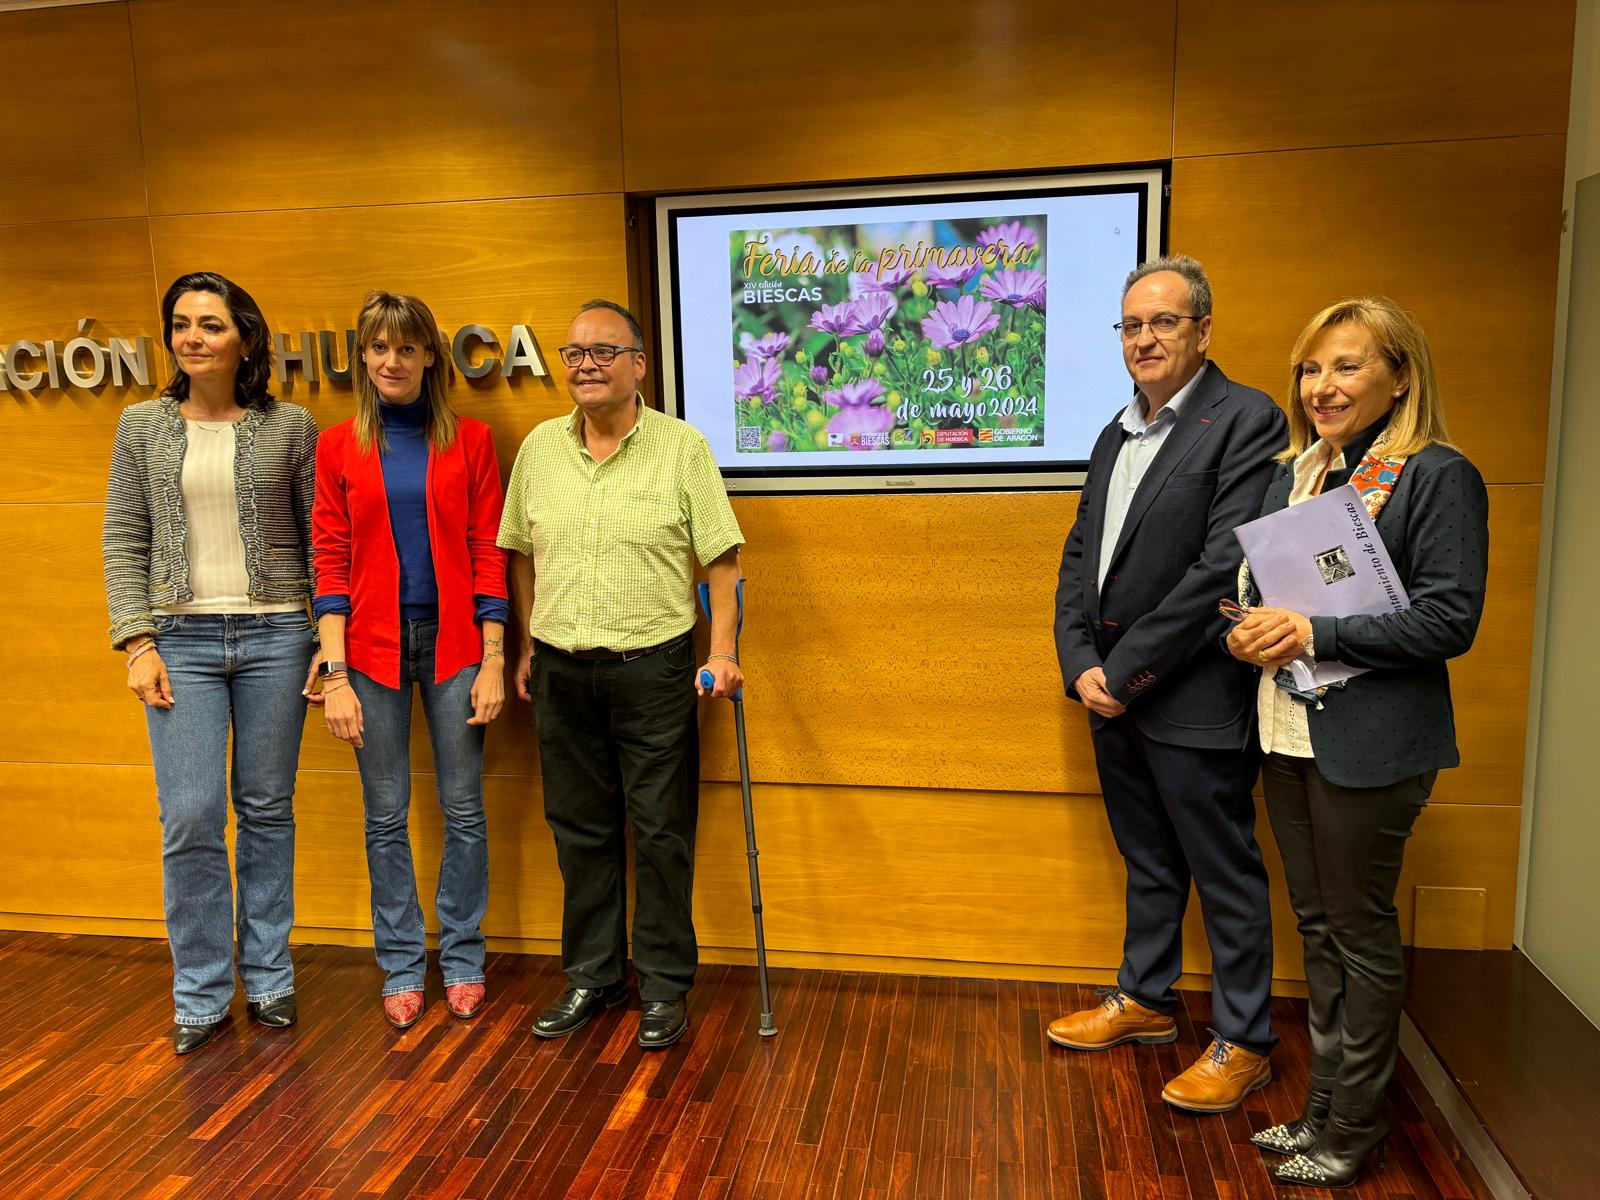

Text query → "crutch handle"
[696,579,745,701]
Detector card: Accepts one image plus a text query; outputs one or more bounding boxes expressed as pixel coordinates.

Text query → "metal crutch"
[697,578,778,1037]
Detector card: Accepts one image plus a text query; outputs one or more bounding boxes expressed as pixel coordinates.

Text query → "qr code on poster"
[737,426,761,450]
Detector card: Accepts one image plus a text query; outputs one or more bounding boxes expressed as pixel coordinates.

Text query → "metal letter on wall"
[318,330,356,383]
[273,331,320,383]
[108,337,154,387]
[4,341,45,392]
[500,325,548,378]
[451,325,499,379]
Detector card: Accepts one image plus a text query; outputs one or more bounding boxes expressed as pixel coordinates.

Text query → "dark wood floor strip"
[0,932,1498,1199]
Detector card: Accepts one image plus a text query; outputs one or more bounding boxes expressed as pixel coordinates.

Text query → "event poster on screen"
[669,189,1141,470]
[729,215,1047,454]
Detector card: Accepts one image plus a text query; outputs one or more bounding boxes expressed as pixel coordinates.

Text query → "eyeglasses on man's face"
[1113,314,1200,340]
[557,343,642,368]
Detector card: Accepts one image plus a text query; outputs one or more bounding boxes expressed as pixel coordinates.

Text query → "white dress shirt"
[1096,363,1207,588]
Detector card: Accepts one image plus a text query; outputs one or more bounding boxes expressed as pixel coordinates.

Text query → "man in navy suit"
[1050,255,1287,1114]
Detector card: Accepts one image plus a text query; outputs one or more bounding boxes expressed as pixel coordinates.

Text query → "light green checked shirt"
[496,401,744,652]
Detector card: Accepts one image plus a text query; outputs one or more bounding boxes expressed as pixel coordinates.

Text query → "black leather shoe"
[172,1018,227,1056]
[637,1000,688,1049]
[532,982,627,1038]
[247,996,297,1028]
[1275,1109,1391,1189]
[1251,1079,1333,1155]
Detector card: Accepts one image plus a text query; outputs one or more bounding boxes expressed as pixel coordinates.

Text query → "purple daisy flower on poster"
[811,364,830,384]
[733,356,781,404]
[923,258,983,290]
[863,329,885,358]
[739,331,792,361]
[921,295,1001,349]
[810,301,866,336]
[976,220,1039,253]
[825,378,886,408]
[824,379,893,440]
[979,268,1047,308]
[850,264,917,298]
[767,430,788,452]
[854,291,897,332]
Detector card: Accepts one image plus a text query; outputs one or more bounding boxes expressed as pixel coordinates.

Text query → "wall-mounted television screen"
[655,167,1165,494]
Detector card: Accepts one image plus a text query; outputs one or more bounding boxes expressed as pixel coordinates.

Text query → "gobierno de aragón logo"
[0,318,552,394]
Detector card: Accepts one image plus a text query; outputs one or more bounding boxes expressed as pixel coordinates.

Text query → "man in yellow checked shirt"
[498,299,744,1050]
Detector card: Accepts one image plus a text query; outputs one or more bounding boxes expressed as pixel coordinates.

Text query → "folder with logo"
[1232,484,1411,691]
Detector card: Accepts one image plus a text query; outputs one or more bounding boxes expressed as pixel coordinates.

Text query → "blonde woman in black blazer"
[1226,297,1488,1189]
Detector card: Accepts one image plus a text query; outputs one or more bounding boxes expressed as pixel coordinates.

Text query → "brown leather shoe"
[1161,1036,1271,1113]
[1046,989,1178,1051]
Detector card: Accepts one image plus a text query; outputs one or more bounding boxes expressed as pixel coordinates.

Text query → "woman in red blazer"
[313,290,508,1028]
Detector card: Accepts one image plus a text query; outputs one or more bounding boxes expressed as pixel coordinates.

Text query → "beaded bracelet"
[706,652,738,665]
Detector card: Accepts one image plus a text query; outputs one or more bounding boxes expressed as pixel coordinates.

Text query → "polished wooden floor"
[0,932,1490,1199]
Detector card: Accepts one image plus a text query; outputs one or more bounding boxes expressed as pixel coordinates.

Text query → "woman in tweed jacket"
[1226,298,1488,1189]
[103,272,320,1056]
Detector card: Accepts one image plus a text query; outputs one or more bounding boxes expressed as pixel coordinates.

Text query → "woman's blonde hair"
[1280,296,1453,462]
[351,290,456,455]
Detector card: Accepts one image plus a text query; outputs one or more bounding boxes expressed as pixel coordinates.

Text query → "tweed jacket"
[102,395,319,648]
[1273,442,1489,788]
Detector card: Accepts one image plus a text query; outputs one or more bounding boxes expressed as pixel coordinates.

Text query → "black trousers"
[1261,753,1432,1117]
[1091,719,1275,1055]
[533,635,701,1001]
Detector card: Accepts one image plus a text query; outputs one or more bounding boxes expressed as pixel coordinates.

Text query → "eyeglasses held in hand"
[1113,314,1200,340]
[1218,598,1249,624]
[557,344,642,368]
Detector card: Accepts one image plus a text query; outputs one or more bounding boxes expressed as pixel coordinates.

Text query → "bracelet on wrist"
[706,652,738,665]
[126,642,157,667]
[322,680,349,695]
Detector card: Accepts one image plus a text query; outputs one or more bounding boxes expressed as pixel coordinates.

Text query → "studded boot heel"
[1250,1079,1333,1155]
[1274,1108,1391,1189]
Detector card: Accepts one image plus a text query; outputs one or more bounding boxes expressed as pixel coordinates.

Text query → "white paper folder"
[1233,484,1410,691]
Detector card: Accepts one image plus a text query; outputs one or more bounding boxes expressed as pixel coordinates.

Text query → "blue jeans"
[348,619,488,994]
[145,611,314,1026]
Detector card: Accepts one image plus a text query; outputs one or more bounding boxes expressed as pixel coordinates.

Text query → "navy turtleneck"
[377,393,439,619]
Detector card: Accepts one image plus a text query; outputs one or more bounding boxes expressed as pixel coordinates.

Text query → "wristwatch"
[1301,630,1315,660]
[318,659,348,678]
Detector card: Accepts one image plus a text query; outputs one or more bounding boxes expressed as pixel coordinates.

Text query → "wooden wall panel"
[1175,0,1576,157]
[128,0,623,215]
[707,491,1097,795]
[1171,136,1566,485]
[3,503,157,764]
[0,218,159,503]
[703,485,1536,805]
[12,480,1533,808]
[0,765,1522,976]
[616,0,1177,193]
[1441,486,1542,803]
[147,195,630,485]
[0,3,146,225]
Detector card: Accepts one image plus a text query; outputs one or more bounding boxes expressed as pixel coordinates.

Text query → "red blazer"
[313,416,507,687]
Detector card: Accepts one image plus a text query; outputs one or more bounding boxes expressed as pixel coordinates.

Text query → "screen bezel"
[654,167,1168,495]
